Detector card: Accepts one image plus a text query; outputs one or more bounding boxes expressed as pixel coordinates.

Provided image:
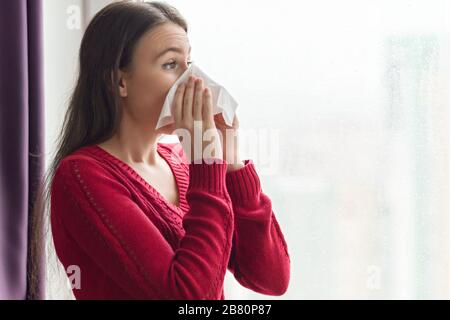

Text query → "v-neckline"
[90,143,183,212]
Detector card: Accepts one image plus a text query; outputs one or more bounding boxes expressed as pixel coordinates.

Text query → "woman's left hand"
[213,113,245,172]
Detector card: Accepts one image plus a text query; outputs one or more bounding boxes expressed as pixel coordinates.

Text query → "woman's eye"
[163,60,193,70]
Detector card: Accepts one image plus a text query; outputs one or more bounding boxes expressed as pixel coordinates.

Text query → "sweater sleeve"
[225,159,291,296]
[51,156,234,300]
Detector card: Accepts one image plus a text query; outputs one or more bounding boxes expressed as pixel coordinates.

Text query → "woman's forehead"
[145,24,190,53]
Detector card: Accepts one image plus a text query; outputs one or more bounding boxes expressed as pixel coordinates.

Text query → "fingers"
[171,76,220,163]
[173,82,185,123]
[203,87,213,124]
[193,78,204,121]
[183,75,196,120]
[174,76,209,125]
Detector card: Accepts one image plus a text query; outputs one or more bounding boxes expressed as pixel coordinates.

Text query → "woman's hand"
[214,113,245,172]
[173,75,223,164]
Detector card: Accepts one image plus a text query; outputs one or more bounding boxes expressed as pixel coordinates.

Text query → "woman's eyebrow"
[155,45,192,60]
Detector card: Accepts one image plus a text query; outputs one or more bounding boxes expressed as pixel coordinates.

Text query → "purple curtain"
[0,0,45,299]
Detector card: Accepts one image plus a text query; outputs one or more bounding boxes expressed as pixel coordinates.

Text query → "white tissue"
[155,62,238,130]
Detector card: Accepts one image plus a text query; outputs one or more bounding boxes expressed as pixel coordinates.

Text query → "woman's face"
[119,22,192,134]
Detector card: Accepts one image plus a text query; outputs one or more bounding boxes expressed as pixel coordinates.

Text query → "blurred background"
[42,0,450,299]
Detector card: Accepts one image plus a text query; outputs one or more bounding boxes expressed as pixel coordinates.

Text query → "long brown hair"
[27,0,188,299]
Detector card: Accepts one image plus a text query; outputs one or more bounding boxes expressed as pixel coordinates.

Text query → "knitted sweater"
[50,142,290,299]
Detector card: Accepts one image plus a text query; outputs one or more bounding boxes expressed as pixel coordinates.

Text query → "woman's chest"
[133,164,180,208]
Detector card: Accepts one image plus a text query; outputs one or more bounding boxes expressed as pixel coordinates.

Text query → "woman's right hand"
[173,75,223,164]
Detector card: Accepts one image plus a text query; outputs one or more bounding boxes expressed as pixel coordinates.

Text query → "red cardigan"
[50,142,290,299]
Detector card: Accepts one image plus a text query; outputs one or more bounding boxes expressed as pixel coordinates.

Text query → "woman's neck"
[99,115,162,166]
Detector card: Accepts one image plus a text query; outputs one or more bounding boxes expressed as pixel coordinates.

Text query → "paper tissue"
[155,62,238,130]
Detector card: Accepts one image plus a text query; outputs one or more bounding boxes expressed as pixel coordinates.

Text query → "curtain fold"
[0,0,45,300]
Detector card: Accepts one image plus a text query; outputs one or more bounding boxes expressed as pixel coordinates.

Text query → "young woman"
[48,1,290,299]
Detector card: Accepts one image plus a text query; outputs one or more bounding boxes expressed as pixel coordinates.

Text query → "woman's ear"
[118,70,128,98]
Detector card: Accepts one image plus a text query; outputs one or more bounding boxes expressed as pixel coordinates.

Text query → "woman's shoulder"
[53,145,113,182]
[51,145,131,202]
[53,142,188,184]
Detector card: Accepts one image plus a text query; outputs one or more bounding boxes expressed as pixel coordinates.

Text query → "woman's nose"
[181,62,190,72]
[179,63,190,78]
